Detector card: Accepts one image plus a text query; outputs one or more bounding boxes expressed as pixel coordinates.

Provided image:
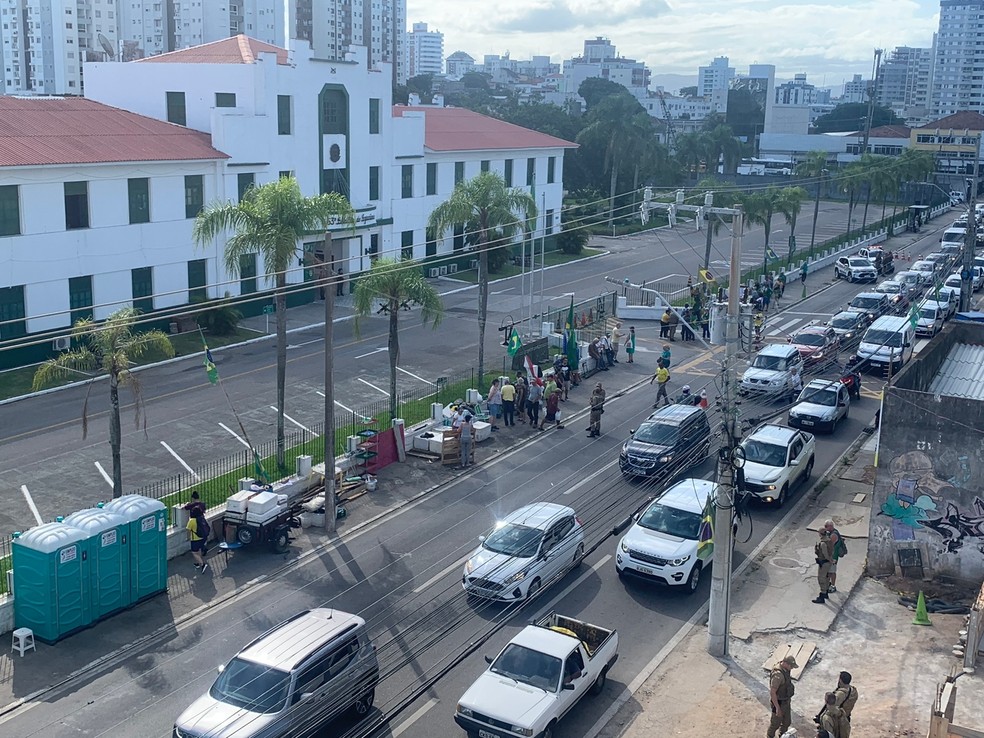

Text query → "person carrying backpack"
[187,508,211,575]
[824,519,847,592]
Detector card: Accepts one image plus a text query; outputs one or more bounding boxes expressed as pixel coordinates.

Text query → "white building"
[932,0,984,116]
[406,22,443,79]
[877,44,936,124]
[759,125,911,167]
[841,74,868,104]
[698,56,733,112]
[0,0,118,95]
[0,36,574,357]
[562,38,650,102]
[445,51,475,79]
[304,0,407,84]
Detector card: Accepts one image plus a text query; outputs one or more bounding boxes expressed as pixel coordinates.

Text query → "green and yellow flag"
[697,494,715,560]
[507,328,522,356]
[202,340,219,385]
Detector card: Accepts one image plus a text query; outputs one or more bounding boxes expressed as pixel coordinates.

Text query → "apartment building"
[406,22,441,78]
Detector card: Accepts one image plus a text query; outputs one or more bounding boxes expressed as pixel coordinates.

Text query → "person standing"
[611,322,623,363]
[601,332,615,366]
[456,411,474,469]
[667,309,680,341]
[544,372,558,400]
[650,358,670,408]
[801,261,809,284]
[501,379,516,427]
[625,326,636,363]
[589,337,608,371]
[813,527,834,604]
[660,308,671,338]
[187,510,210,575]
[767,655,797,738]
[487,379,503,431]
[824,519,845,592]
[680,306,695,341]
[763,282,773,312]
[661,343,672,369]
[335,268,345,297]
[527,377,543,428]
[818,692,850,738]
[587,382,606,437]
[514,371,527,424]
[558,356,573,400]
[542,389,564,430]
[833,671,858,725]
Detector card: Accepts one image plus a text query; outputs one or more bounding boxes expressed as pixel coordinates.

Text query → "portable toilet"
[102,495,167,603]
[12,522,91,643]
[63,508,130,621]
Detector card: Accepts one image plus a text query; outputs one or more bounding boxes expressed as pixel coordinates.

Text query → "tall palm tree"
[353,259,444,419]
[836,162,864,239]
[776,186,810,264]
[857,153,882,231]
[194,177,355,468]
[741,188,783,277]
[428,171,536,381]
[32,308,174,498]
[795,151,829,252]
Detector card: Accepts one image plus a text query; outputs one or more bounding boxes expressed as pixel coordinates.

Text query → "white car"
[945,269,984,292]
[834,256,877,283]
[915,303,945,336]
[936,286,959,318]
[912,259,942,279]
[787,379,850,434]
[740,344,805,397]
[896,271,926,297]
[616,478,722,593]
[462,503,584,601]
[739,425,816,506]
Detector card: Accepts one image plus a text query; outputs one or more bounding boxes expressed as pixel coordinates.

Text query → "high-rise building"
[876,44,936,124]
[0,0,118,95]
[304,0,407,84]
[445,51,476,79]
[563,38,650,101]
[932,0,984,116]
[697,56,734,112]
[841,74,868,104]
[407,22,442,78]
[582,37,616,63]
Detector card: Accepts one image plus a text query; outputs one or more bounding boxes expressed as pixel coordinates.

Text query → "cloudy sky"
[408,0,942,87]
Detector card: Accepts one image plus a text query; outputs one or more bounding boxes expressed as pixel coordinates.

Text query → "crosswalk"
[763,311,833,339]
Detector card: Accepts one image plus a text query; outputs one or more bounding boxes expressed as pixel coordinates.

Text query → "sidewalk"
[599,433,984,738]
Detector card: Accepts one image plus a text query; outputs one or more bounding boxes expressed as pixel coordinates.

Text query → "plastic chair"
[12,627,35,657]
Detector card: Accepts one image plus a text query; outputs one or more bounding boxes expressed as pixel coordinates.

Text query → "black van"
[619,404,711,478]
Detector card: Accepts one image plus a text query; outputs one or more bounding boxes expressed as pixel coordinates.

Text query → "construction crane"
[655,87,677,150]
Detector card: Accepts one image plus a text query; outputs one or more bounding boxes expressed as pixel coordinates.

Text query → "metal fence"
[542,292,617,332]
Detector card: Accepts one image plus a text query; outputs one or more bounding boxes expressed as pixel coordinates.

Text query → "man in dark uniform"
[768,655,797,737]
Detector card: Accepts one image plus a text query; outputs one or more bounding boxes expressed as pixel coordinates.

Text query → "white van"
[857,315,916,373]
[940,227,965,247]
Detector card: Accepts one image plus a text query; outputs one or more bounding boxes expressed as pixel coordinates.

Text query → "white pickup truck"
[454,613,619,738]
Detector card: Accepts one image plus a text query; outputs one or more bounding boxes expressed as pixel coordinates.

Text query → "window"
[369,98,380,134]
[238,173,255,201]
[526,158,536,186]
[0,185,20,236]
[369,233,380,261]
[215,92,236,108]
[546,209,554,235]
[166,91,186,125]
[188,259,207,302]
[239,253,257,294]
[128,178,150,224]
[426,163,437,195]
[401,230,414,260]
[547,156,556,184]
[185,175,204,218]
[0,285,26,339]
[64,181,89,229]
[480,160,490,173]
[69,275,93,324]
[453,223,465,252]
[277,95,291,135]
[131,267,153,313]
[369,166,380,201]
[279,170,293,180]
[401,165,413,198]
[321,89,346,134]
[504,159,513,187]
[454,161,464,185]
[426,236,437,257]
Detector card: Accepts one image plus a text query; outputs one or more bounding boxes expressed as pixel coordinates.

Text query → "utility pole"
[861,49,883,155]
[323,233,337,533]
[708,204,743,658]
[702,191,715,271]
[961,149,980,312]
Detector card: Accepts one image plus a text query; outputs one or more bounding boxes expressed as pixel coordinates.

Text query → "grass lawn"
[450,247,604,284]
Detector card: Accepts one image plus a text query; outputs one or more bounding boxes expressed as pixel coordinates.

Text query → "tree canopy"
[812,103,905,133]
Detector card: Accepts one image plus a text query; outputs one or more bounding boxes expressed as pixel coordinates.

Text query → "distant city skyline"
[408,0,940,84]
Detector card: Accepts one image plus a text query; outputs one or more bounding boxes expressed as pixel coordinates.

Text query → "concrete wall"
[869,322,984,584]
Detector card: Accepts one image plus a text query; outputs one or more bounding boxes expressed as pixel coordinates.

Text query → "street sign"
[262,305,275,315]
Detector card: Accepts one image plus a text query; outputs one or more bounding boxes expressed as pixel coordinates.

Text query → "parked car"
[828,311,870,344]
[856,315,916,373]
[787,379,851,433]
[455,613,618,738]
[940,243,963,262]
[915,303,945,336]
[616,478,729,592]
[857,246,894,274]
[910,261,939,283]
[173,609,379,738]
[619,404,710,479]
[896,270,926,297]
[874,280,911,314]
[936,286,959,318]
[740,344,805,397]
[847,292,892,322]
[462,503,584,601]
[834,256,877,283]
[925,252,952,271]
[739,425,816,506]
[787,324,840,365]
[945,270,984,292]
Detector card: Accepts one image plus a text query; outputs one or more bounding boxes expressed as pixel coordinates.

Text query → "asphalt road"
[0,202,869,535]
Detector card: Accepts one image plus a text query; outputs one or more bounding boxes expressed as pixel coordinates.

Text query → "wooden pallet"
[762,641,817,680]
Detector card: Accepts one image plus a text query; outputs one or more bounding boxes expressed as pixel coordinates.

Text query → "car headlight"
[770,379,784,386]
[669,555,692,567]
[658,454,674,463]
[456,704,473,718]
[814,351,824,359]
[765,484,777,490]
[464,559,474,575]
[843,331,854,339]
[789,410,800,418]
[507,569,528,583]
[512,727,535,737]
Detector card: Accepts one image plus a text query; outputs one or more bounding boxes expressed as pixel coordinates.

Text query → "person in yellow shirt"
[501,379,517,426]
[650,358,670,407]
[187,512,210,574]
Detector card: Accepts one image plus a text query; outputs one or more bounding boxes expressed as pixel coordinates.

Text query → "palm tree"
[741,187,783,277]
[776,187,809,264]
[428,171,536,381]
[693,179,732,270]
[32,308,174,498]
[795,151,829,252]
[353,259,444,418]
[194,177,355,468]
[836,162,864,239]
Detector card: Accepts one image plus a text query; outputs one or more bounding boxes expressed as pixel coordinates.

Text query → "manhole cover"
[770,557,803,569]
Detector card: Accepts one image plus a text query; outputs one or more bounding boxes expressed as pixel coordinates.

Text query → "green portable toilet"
[12,522,91,644]
[63,508,130,621]
[102,495,167,603]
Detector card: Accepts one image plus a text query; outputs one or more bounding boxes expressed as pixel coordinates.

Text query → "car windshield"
[848,259,869,267]
[792,332,825,347]
[742,439,788,467]
[633,422,680,446]
[491,644,562,692]
[483,523,543,558]
[864,329,903,348]
[899,273,919,284]
[913,262,934,271]
[831,314,860,329]
[800,387,838,406]
[877,284,901,294]
[851,296,881,309]
[210,658,291,714]
[637,501,702,539]
[920,308,938,319]
[751,354,784,370]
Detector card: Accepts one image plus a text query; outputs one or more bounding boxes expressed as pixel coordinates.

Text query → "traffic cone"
[913,591,932,626]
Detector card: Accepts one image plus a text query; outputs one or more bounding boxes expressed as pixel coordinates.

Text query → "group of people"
[769,657,858,738]
[588,322,636,369]
[660,304,709,342]
[813,519,847,604]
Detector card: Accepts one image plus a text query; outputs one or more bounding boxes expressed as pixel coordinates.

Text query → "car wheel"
[829,416,838,433]
[805,457,815,480]
[236,526,255,545]
[847,272,854,282]
[353,688,375,716]
[776,483,789,507]
[591,668,608,696]
[685,562,703,594]
[526,578,542,600]
[542,722,557,738]
[572,543,585,568]
[271,529,289,554]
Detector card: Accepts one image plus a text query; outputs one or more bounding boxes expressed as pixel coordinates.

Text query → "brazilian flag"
[697,494,715,560]
[766,246,779,261]
[507,328,522,356]
[908,301,920,330]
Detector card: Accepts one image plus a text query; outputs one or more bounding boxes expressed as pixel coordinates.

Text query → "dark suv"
[619,404,711,478]
[848,292,891,322]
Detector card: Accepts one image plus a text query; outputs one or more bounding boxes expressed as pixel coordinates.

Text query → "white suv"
[740,344,805,397]
[739,425,816,506]
[834,256,877,283]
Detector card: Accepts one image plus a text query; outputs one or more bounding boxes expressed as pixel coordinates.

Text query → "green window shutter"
[188,260,207,302]
[0,185,20,236]
[547,156,556,184]
[166,91,186,125]
[454,161,464,185]
[239,253,258,294]
[64,181,89,229]
[401,165,413,198]
[527,158,535,186]
[369,98,380,134]
[69,275,93,324]
[215,92,236,108]
[426,163,437,195]
[184,175,204,219]
[0,285,26,339]
[401,230,414,260]
[277,95,292,135]
[128,178,150,224]
[504,159,513,187]
[238,173,255,201]
[480,160,490,173]
[131,267,153,314]
[369,166,380,201]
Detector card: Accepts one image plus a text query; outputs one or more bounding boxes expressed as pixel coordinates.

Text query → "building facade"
[877,44,936,124]
[445,50,475,79]
[697,56,733,112]
[406,22,442,78]
[306,0,407,84]
[562,38,650,102]
[932,0,984,117]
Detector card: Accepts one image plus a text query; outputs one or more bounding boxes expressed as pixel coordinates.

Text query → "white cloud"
[412,0,940,81]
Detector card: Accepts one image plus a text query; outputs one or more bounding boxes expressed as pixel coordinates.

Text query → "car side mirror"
[484,655,493,665]
[563,682,576,691]
[217,665,225,674]
[629,429,635,435]
[478,535,486,542]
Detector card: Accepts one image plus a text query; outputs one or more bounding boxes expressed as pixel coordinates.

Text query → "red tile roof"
[392,106,577,152]
[863,125,911,138]
[0,97,228,167]
[919,111,984,131]
[135,34,289,66]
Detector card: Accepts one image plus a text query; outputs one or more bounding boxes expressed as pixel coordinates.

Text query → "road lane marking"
[288,338,321,348]
[94,461,113,488]
[397,366,436,385]
[391,697,439,738]
[355,347,387,359]
[160,442,200,479]
[412,554,471,594]
[767,318,801,337]
[565,460,618,494]
[20,485,43,526]
[317,391,357,414]
[269,406,315,434]
[218,422,251,449]
[357,377,389,396]
[533,555,613,620]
